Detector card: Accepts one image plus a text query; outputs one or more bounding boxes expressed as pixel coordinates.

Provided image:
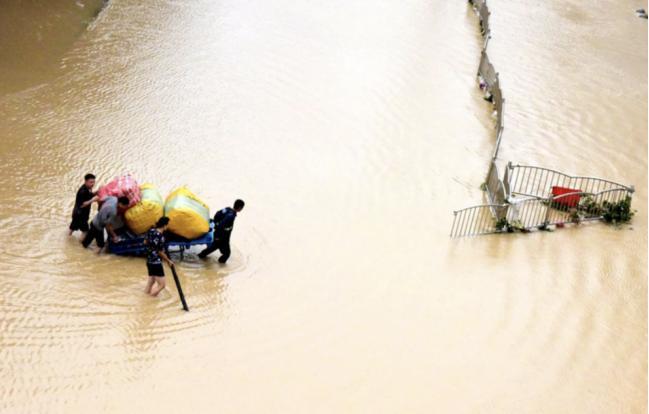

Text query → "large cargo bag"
[164,187,210,239]
[124,183,164,234]
[97,174,141,208]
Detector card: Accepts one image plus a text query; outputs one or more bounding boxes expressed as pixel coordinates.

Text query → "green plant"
[480,182,487,191]
[579,196,602,216]
[494,217,527,233]
[569,208,582,224]
[495,217,509,231]
[601,197,635,224]
[509,220,525,232]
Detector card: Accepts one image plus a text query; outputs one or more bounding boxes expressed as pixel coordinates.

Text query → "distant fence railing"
[450,204,506,237]
[452,186,634,237]
[507,163,634,198]
[452,0,635,237]
[507,187,634,230]
[471,0,491,40]
[475,13,504,160]
[485,160,507,212]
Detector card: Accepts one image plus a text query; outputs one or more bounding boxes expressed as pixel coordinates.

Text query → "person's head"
[155,216,170,231]
[233,199,245,213]
[84,173,96,189]
[117,196,130,212]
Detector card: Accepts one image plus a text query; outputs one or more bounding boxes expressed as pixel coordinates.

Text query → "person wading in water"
[198,199,245,263]
[144,216,175,296]
[82,196,129,253]
[69,173,96,236]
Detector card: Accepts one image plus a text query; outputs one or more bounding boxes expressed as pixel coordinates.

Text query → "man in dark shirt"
[69,173,96,236]
[198,199,245,263]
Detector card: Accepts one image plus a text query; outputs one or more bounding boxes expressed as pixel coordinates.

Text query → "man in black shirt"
[198,199,245,263]
[69,173,96,236]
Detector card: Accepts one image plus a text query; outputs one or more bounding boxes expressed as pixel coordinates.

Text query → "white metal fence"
[450,204,505,237]
[506,163,634,199]
[450,0,635,237]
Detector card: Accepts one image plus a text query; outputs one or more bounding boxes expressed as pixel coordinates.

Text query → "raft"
[108,220,215,260]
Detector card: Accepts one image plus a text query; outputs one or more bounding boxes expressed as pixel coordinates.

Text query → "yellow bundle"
[164,187,210,239]
[124,183,164,234]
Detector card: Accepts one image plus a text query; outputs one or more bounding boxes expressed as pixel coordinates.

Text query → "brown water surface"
[0,0,646,412]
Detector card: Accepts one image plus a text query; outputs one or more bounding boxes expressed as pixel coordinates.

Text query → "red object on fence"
[552,186,581,208]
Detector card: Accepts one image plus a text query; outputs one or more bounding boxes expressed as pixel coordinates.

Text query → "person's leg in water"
[150,276,166,296]
[198,238,221,258]
[79,219,90,240]
[69,215,79,236]
[145,276,155,295]
[94,229,106,254]
[218,240,231,263]
[82,225,98,248]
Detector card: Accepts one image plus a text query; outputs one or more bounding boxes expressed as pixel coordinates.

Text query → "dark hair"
[156,216,170,228]
[84,173,96,181]
[117,196,130,206]
[234,199,245,210]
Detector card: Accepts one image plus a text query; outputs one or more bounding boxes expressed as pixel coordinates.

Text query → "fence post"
[502,163,510,198]
[542,197,552,227]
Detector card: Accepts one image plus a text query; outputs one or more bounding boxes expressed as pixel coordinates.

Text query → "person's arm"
[81,195,99,209]
[159,250,174,267]
[106,223,119,242]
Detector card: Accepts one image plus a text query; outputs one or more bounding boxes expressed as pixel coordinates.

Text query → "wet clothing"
[82,224,105,248]
[83,196,120,249]
[198,207,237,263]
[147,262,165,277]
[198,238,231,263]
[69,185,94,232]
[69,216,90,233]
[213,207,237,240]
[92,196,119,230]
[145,228,166,265]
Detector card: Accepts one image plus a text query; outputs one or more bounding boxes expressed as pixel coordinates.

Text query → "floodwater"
[0,0,646,412]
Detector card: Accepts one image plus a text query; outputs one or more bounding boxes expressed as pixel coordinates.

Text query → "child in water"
[144,217,175,296]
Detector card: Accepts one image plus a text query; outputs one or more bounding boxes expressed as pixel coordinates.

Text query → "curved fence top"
[507,163,635,196]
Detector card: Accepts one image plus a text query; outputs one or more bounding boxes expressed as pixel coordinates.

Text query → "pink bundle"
[97,174,141,208]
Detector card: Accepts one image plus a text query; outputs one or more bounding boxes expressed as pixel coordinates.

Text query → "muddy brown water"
[0,0,646,412]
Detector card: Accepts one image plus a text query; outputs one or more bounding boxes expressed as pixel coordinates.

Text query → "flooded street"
[0,0,646,412]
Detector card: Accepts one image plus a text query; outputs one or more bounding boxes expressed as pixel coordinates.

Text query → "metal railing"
[485,160,507,209]
[478,50,497,87]
[470,0,491,38]
[507,163,634,198]
[507,187,634,229]
[474,5,505,160]
[450,204,506,237]
[454,187,634,237]
[451,0,636,238]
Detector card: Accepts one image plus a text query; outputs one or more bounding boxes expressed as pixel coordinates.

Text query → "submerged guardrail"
[451,0,635,237]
